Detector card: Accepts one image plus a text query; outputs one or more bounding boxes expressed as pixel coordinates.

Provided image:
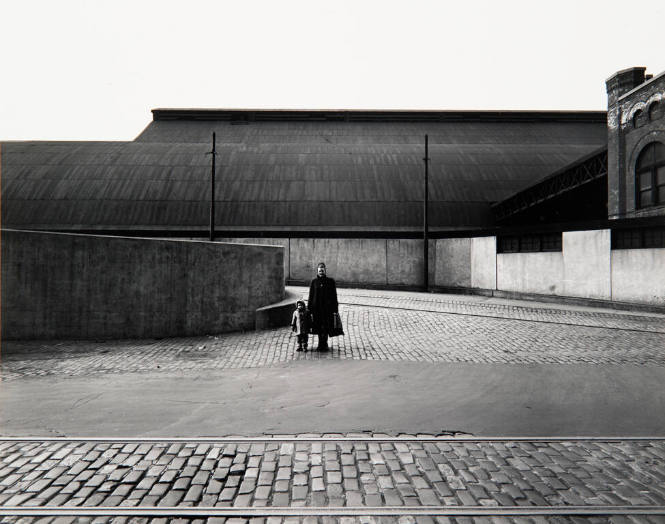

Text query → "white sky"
[2,0,665,141]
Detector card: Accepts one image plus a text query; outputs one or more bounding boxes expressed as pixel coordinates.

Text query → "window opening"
[635,142,665,209]
[497,233,562,253]
[613,227,665,249]
[649,101,664,121]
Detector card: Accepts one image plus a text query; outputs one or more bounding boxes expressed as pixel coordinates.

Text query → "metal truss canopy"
[492,147,608,222]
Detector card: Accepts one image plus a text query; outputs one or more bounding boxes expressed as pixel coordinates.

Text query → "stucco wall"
[497,252,564,295]
[434,238,471,287]
[286,238,429,288]
[217,237,289,281]
[387,239,427,287]
[611,248,665,305]
[562,230,612,299]
[289,238,388,285]
[194,232,662,308]
[2,230,284,340]
[471,237,497,290]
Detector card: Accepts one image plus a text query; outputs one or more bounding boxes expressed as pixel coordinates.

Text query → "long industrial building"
[2,67,664,308]
[2,110,607,235]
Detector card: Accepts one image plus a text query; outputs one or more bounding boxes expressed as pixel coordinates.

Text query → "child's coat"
[291,308,312,335]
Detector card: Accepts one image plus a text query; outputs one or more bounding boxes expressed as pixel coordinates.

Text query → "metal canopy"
[492,147,608,223]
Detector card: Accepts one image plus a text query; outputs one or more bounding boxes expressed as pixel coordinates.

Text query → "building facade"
[606,67,665,220]
[2,68,664,307]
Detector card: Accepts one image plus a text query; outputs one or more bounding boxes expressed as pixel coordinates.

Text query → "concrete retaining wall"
[238,238,429,288]
[434,229,664,306]
[562,230,611,300]
[435,238,471,287]
[497,252,564,296]
[612,248,665,305]
[2,230,284,340]
[471,237,497,290]
[186,232,663,307]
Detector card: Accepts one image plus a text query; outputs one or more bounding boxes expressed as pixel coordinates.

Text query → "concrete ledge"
[255,290,300,330]
[429,286,495,298]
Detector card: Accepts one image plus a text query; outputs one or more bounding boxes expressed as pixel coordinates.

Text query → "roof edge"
[151,108,608,124]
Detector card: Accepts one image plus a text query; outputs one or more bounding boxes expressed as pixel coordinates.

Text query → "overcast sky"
[2,0,664,141]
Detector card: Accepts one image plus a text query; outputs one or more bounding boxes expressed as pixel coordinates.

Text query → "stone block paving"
[1,516,664,524]
[328,288,665,334]
[3,290,665,522]
[3,290,665,382]
[3,516,665,524]
[1,437,665,523]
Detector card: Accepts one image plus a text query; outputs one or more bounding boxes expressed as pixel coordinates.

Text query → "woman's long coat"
[307,276,338,335]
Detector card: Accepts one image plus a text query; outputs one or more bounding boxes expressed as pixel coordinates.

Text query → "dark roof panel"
[2,112,607,231]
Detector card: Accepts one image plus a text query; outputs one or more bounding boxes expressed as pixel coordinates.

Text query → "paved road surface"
[2,288,665,522]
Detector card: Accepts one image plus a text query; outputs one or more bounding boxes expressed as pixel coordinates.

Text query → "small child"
[291,300,312,352]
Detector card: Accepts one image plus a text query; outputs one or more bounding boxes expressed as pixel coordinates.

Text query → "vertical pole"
[423,134,429,290]
[210,132,216,242]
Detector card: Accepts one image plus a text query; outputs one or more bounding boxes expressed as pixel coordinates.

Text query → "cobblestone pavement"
[2,289,665,381]
[330,289,665,334]
[1,436,665,523]
[3,514,664,523]
[3,291,665,521]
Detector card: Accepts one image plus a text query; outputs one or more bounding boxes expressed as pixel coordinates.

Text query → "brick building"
[606,67,665,220]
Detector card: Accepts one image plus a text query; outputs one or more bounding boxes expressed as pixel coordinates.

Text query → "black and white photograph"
[1,1,665,522]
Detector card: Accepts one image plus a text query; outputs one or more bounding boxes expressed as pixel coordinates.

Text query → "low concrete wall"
[612,248,665,305]
[255,289,299,331]
[424,229,663,307]
[191,232,663,308]
[387,239,428,287]
[287,238,430,288]
[2,230,284,340]
[471,237,497,290]
[290,238,388,285]
[217,237,289,283]
[497,252,564,295]
[562,230,611,300]
[435,238,471,287]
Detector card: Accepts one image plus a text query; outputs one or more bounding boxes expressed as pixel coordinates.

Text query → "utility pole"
[423,134,430,290]
[209,132,216,242]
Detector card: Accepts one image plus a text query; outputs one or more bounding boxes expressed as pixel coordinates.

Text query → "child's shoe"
[296,344,303,352]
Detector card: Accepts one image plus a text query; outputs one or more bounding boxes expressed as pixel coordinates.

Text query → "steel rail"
[1,505,665,517]
[1,436,664,443]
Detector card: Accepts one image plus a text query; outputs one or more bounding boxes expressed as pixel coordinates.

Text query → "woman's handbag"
[330,312,344,337]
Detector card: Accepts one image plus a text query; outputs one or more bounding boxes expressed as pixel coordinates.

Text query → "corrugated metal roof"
[1,114,607,231]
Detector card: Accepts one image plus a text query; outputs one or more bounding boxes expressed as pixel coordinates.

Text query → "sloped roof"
[1,110,607,233]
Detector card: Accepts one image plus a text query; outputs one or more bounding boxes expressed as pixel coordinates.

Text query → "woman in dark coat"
[307,262,338,351]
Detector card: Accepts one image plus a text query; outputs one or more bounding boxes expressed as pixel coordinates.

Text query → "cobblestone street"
[2,288,665,381]
[1,289,665,522]
[1,436,665,523]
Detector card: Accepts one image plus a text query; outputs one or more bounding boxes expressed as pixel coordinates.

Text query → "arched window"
[636,142,665,208]
[649,101,664,122]
[632,110,643,129]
